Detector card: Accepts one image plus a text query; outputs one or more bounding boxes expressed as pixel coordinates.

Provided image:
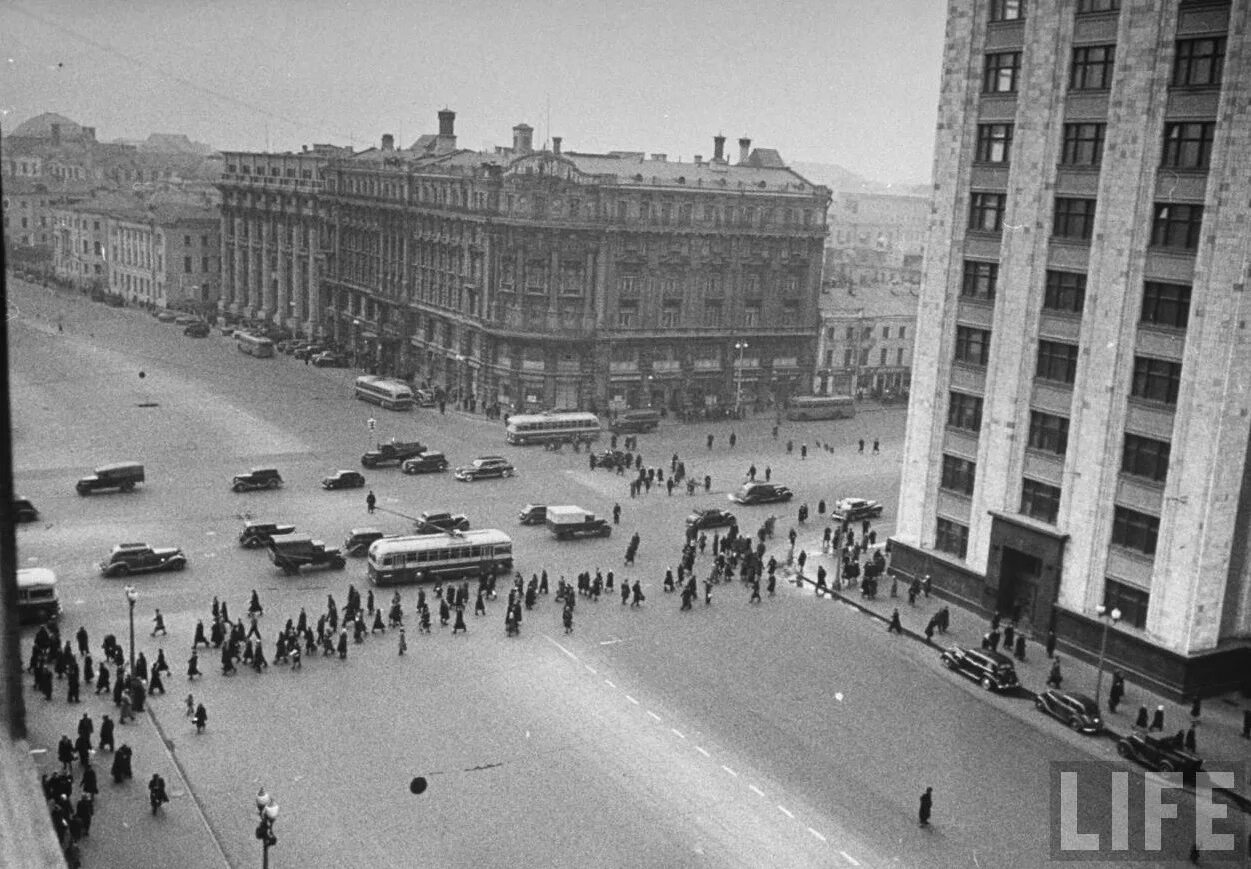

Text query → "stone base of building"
[887,539,1251,701]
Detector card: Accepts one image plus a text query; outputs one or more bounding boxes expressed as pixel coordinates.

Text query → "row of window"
[977,116,1215,174]
[828,325,908,342]
[970,192,1204,252]
[614,299,801,329]
[617,274,802,297]
[989,0,1128,23]
[824,347,909,369]
[983,37,1224,95]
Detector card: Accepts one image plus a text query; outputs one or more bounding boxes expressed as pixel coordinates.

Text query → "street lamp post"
[454,354,467,407]
[1093,604,1122,707]
[255,787,280,869]
[734,341,748,418]
[124,585,138,673]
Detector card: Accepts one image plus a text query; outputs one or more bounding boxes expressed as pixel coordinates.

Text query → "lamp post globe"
[1092,605,1122,707]
[733,341,749,417]
[124,585,138,672]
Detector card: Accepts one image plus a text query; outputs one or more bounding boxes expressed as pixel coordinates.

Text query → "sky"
[0,0,948,185]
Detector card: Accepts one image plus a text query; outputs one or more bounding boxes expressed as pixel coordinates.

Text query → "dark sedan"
[729,482,793,506]
[321,470,366,490]
[686,509,737,531]
[1034,689,1102,733]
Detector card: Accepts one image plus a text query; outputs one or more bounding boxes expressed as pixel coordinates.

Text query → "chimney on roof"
[738,138,752,165]
[713,134,726,163]
[650,153,667,162]
[50,124,61,146]
[436,109,457,154]
[513,124,533,155]
[552,136,562,155]
[382,134,394,151]
[694,155,703,165]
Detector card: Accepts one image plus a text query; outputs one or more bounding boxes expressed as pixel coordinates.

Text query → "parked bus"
[366,529,514,586]
[785,395,856,421]
[354,376,415,411]
[505,411,602,446]
[236,332,276,358]
[609,408,661,434]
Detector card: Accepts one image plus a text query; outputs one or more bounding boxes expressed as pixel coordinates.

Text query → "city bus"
[354,376,415,411]
[785,395,856,421]
[366,529,514,586]
[236,332,276,358]
[609,408,661,434]
[505,411,602,446]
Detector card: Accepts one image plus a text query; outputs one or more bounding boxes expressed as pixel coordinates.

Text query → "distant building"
[814,284,917,398]
[893,0,1251,697]
[5,177,94,274]
[827,191,929,258]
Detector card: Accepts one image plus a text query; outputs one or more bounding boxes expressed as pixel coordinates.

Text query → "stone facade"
[895,0,1251,696]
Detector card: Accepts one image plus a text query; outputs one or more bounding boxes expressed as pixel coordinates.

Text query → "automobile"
[231,467,283,493]
[13,496,39,522]
[1034,689,1103,733]
[239,522,297,548]
[183,321,211,338]
[686,509,737,531]
[17,567,61,624]
[832,497,884,522]
[267,535,346,575]
[276,339,299,354]
[98,542,188,577]
[415,511,470,533]
[321,470,366,490]
[1116,731,1203,775]
[362,439,427,469]
[76,462,145,495]
[454,456,515,482]
[155,310,178,323]
[518,504,547,525]
[219,325,237,337]
[592,449,631,471]
[344,527,387,557]
[174,314,198,326]
[401,451,449,474]
[546,505,612,540]
[292,343,325,361]
[312,350,349,368]
[729,482,793,506]
[413,388,438,408]
[939,645,1020,693]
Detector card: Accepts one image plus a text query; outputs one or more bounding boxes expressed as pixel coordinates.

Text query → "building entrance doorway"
[986,513,1067,635]
[998,548,1041,625]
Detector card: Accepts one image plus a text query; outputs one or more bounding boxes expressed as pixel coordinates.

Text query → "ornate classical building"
[312,112,830,414]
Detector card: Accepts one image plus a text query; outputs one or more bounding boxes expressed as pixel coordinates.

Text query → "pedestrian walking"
[1135,705,1150,729]
[729,431,736,449]
[919,787,933,827]
[707,433,714,450]
[194,703,207,734]
[563,605,574,635]
[872,438,880,454]
[398,628,408,656]
[98,716,114,753]
[453,606,467,635]
[1150,705,1165,732]
[613,503,621,524]
[888,609,903,634]
[1013,634,1026,661]
[1046,659,1063,688]
[1190,696,1202,721]
[1108,672,1124,712]
[858,439,865,454]
[1045,630,1057,658]
[76,626,90,657]
[801,443,807,460]
[366,490,377,514]
[704,474,711,493]
[151,609,167,637]
[1185,725,1197,752]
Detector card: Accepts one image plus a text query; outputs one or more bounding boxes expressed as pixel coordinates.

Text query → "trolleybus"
[366,529,514,586]
[785,395,856,421]
[354,376,415,411]
[236,332,276,358]
[505,411,601,446]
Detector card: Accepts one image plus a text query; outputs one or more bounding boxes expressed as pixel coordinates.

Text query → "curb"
[789,571,1251,814]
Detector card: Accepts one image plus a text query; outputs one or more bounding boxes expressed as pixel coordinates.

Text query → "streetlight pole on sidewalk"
[124,585,138,672]
[1093,604,1121,708]
[734,341,748,418]
[255,787,279,869]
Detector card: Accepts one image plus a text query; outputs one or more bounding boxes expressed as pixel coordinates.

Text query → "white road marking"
[722,765,738,777]
[749,784,765,797]
[625,695,639,705]
[647,710,662,722]
[695,746,710,757]
[840,850,860,865]
[542,634,579,662]
[834,692,844,702]
[778,805,793,818]
[604,679,616,688]
[584,664,597,675]
[671,728,685,739]
[808,828,827,843]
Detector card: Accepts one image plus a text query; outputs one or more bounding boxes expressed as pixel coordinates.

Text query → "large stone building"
[814,283,917,398]
[218,113,831,415]
[893,0,1251,695]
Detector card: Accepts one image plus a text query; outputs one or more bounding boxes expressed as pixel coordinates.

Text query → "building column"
[260,218,274,319]
[307,249,321,338]
[246,218,260,315]
[275,215,290,329]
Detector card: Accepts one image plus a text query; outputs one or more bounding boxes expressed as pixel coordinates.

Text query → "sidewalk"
[781,528,1251,807]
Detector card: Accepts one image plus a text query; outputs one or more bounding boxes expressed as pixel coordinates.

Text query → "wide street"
[9,277,1229,868]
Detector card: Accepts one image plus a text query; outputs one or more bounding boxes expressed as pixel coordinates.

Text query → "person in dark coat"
[1135,705,1150,729]
[452,606,467,635]
[1185,725,1197,752]
[919,787,933,826]
[1045,630,1057,658]
[337,630,349,659]
[58,735,75,772]
[1046,659,1063,688]
[98,715,114,753]
[1150,705,1166,732]
[888,609,903,634]
[193,620,209,648]
[75,733,91,767]
[187,651,202,679]
[1108,672,1125,712]
[1190,696,1202,721]
[148,668,165,695]
[194,703,208,734]
[111,744,133,782]
[75,795,94,838]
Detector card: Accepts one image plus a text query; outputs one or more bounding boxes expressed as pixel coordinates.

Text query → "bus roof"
[17,567,57,589]
[507,412,600,426]
[791,395,854,404]
[368,529,512,556]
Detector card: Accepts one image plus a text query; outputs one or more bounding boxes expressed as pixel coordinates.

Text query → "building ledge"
[987,509,1071,541]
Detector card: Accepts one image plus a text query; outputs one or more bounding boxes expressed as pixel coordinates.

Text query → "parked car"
[292,343,325,361]
[239,522,297,549]
[321,470,366,490]
[1116,732,1203,775]
[361,439,427,469]
[174,314,198,326]
[98,543,187,577]
[939,645,1020,693]
[219,325,237,337]
[593,449,631,471]
[518,504,547,525]
[1034,689,1102,733]
[414,388,438,408]
[267,535,346,575]
[686,509,737,531]
[729,482,793,506]
[401,451,449,474]
[13,496,39,522]
[17,567,60,624]
[415,511,470,533]
[344,527,387,557]
[183,321,211,338]
[312,351,349,368]
[231,467,283,493]
[454,456,515,482]
[156,310,178,323]
[832,497,884,522]
[546,505,612,540]
[76,462,145,495]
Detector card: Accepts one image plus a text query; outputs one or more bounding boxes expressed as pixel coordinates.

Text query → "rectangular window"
[1122,433,1171,483]
[1104,579,1148,629]
[1112,506,1159,556]
[845,327,855,341]
[935,518,969,559]
[1172,37,1226,88]
[1150,203,1203,251]
[1028,411,1069,456]
[859,348,870,366]
[201,256,209,272]
[781,300,800,326]
[1043,271,1087,314]
[899,327,906,340]
[879,348,888,365]
[703,300,723,327]
[1036,340,1079,384]
[618,274,641,295]
[975,124,1014,163]
[616,301,638,328]
[989,0,1024,21]
[825,350,834,366]
[1141,281,1191,330]
[1070,45,1115,91]
[1077,0,1119,11]
[945,392,985,432]
[983,52,1021,94]
[954,326,991,366]
[844,349,854,367]
[1161,122,1216,170]
[969,192,1006,233]
[1060,123,1106,167]
[1131,356,1182,405]
[941,455,977,496]
[184,256,192,273]
[661,301,681,328]
[1020,478,1062,524]
[744,303,761,327]
[896,348,904,366]
[1053,197,1097,241]
[882,326,891,340]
